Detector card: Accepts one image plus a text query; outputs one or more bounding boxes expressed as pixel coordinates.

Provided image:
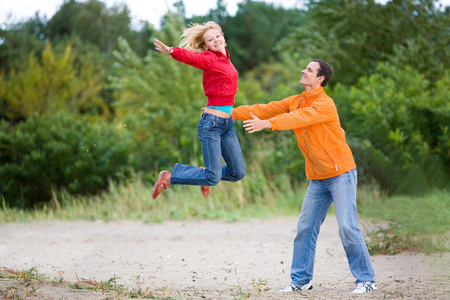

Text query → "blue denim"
[290,168,375,284]
[171,112,245,186]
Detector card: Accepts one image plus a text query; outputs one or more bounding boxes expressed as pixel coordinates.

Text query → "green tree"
[184,0,306,73]
[277,0,449,86]
[109,11,206,171]
[332,63,450,194]
[0,43,107,122]
[47,0,136,55]
[223,0,305,73]
[387,10,450,84]
[208,0,229,24]
[0,14,47,72]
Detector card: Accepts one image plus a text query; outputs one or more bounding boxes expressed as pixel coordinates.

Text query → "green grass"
[0,265,275,299]
[357,186,450,254]
[0,266,181,299]
[1,165,448,254]
[0,163,306,223]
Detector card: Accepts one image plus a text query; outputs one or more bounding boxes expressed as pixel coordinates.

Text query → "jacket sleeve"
[171,47,215,70]
[270,97,337,131]
[233,96,294,121]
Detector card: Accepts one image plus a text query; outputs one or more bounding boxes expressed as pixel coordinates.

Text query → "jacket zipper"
[323,148,338,171]
[304,129,318,179]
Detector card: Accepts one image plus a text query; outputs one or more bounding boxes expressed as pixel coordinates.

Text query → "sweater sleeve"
[270,97,337,131]
[171,47,215,70]
[233,96,294,121]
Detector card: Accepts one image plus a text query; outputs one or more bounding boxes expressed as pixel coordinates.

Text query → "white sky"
[0,0,302,27]
[1,0,449,28]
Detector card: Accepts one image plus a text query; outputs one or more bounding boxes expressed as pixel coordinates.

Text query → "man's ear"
[317,76,325,85]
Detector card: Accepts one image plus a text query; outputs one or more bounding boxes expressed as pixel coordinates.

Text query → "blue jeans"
[171,112,245,186]
[290,168,375,284]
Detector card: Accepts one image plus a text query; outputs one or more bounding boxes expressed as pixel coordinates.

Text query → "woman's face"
[203,29,226,54]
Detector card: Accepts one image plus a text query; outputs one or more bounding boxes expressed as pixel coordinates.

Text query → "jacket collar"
[301,87,325,104]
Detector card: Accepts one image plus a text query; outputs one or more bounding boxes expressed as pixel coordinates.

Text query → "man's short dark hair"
[312,59,333,87]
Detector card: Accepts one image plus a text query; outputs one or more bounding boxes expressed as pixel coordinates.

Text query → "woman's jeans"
[290,168,375,285]
[171,112,245,186]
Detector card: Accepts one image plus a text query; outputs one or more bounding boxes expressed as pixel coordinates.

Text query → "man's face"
[299,61,323,90]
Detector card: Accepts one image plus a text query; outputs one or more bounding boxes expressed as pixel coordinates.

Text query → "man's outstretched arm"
[243,113,272,133]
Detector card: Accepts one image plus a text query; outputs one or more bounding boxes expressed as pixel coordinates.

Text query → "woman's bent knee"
[231,169,246,182]
[205,175,221,186]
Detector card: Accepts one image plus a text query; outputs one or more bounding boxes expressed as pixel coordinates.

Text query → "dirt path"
[0,216,448,299]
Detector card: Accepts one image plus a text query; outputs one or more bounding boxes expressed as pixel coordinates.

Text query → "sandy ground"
[0,215,449,299]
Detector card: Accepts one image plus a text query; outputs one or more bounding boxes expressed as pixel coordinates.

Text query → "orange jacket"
[233,87,356,180]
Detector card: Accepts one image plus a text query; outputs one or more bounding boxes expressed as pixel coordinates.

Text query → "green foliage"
[0,164,303,223]
[187,0,306,74]
[109,13,207,171]
[332,63,450,194]
[47,0,133,54]
[0,43,107,121]
[387,1,450,84]
[0,112,134,208]
[277,0,449,86]
[0,14,48,72]
[1,0,449,208]
[220,0,305,73]
[365,223,438,254]
[238,62,299,100]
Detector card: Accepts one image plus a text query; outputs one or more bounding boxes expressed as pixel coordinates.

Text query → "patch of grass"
[251,278,270,296]
[358,186,450,254]
[364,222,443,254]
[0,267,53,299]
[0,267,190,299]
[177,285,205,298]
[0,267,278,300]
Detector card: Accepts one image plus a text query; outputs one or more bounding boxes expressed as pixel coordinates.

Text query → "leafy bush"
[0,112,134,208]
[277,0,449,86]
[332,63,450,194]
[0,44,108,122]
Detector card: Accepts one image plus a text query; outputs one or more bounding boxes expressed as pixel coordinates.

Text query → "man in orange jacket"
[233,59,376,294]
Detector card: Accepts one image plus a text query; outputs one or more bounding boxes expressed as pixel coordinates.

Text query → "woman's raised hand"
[154,39,174,55]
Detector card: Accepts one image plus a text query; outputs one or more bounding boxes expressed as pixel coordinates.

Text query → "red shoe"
[152,170,170,200]
[200,167,209,198]
[201,185,210,198]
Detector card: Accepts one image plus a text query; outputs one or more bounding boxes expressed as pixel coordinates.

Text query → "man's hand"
[243,113,272,133]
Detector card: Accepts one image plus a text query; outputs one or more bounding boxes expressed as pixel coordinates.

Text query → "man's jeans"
[290,168,375,284]
[171,112,245,186]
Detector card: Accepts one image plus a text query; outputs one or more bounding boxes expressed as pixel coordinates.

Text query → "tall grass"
[0,163,307,223]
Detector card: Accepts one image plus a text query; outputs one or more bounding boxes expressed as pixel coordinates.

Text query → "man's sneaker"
[352,281,377,293]
[278,282,313,292]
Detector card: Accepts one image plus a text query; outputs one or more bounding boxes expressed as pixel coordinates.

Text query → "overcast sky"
[1,0,301,27]
[1,0,449,29]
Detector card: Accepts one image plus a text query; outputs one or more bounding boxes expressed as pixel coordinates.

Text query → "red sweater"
[171,47,238,106]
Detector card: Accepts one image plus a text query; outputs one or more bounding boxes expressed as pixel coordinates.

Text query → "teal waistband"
[206,105,233,115]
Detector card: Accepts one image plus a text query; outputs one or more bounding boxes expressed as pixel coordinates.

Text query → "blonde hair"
[179,21,224,53]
